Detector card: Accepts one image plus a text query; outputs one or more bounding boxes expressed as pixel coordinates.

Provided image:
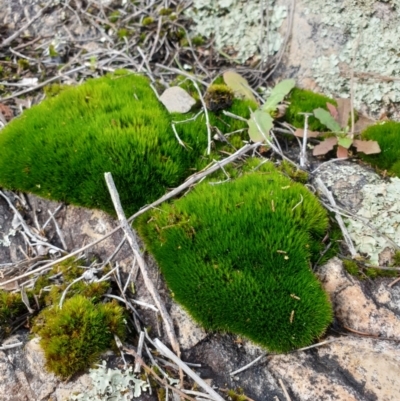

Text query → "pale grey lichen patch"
[69,360,150,401]
[186,1,287,63]
[303,0,400,115]
[0,229,16,248]
[345,177,400,265]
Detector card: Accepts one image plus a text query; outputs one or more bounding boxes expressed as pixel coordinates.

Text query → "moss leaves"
[136,164,332,352]
[33,295,125,379]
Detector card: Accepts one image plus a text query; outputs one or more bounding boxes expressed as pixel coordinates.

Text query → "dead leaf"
[326,102,338,121]
[353,139,381,154]
[313,136,338,156]
[336,145,349,158]
[223,70,257,103]
[159,86,196,113]
[0,103,13,121]
[294,128,320,138]
[336,98,352,128]
[353,115,376,133]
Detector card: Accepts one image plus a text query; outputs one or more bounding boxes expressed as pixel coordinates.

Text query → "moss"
[32,295,125,378]
[204,84,234,111]
[360,121,400,177]
[343,259,398,279]
[117,28,130,39]
[343,259,360,277]
[142,16,154,26]
[49,44,58,58]
[393,251,400,266]
[191,35,205,46]
[17,59,30,70]
[277,160,309,184]
[109,10,120,23]
[136,164,332,352]
[285,88,337,131]
[0,71,255,216]
[43,83,70,98]
[0,290,30,340]
[159,8,172,16]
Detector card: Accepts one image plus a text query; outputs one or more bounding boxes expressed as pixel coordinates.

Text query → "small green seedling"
[246,79,295,143]
[223,72,295,143]
[310,99,380,158]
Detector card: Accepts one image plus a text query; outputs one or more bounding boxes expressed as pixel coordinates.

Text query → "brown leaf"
[336,98,352,128]
[353,115,376,133]
[326,102,338,121]
[294,128,320,138]
[336,145,349,158]
[312,137,338,156]
[353,139,381,155]
[0,103,14,122]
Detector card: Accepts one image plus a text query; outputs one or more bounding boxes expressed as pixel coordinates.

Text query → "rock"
[0,332,93,401]
[268,335,400,401]
[159,87,196,113]
[170,301,207,350]
[318,258,400,339]
[313,160,400,265]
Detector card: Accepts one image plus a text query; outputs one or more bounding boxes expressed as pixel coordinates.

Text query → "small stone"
[159,86,196,113]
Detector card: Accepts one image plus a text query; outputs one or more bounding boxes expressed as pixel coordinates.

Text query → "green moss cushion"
[285,88,337,131]
[361,121,400,177]
[136,164,332,352]
[0,71,254,216]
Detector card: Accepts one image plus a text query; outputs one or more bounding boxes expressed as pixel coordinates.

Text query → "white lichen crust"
[304,0,400,115]
[186,0,287,63]
[346,177,400,266]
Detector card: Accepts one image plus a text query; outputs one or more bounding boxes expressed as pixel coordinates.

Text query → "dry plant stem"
[154,338,226,401]
[310,158,349,174]
[122,346,197,401]
[191,80,212,155]
[47,210,68,251]
[299,113,312,168]
[0,1,52,48]
[279,379,292,401]
[230,353,266,376]
[388,276,400,288]
[315,178,358,257]
[293,338,339,352]
[0,65,86,101]
[129,143,260,220]
[0,144,258,288]
[265,0,296,81]
[0,191,48,242]
[134,331,145,373]
[104,173,180,357]
[155,63,209,87]
[0,342,23,351]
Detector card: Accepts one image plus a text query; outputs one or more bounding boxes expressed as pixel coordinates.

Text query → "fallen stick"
[154,338,225,401]
[104,172,180,357]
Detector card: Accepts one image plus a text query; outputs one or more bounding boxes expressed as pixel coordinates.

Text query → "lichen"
[303,0,400,115]
[186,1,287,63]
[345,177,400,266]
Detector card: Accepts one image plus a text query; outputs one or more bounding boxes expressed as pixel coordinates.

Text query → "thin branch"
[0,1,52,48]
[154,338,225,401]
[104,173,180,357]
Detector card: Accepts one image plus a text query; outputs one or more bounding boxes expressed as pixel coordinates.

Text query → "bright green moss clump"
[361,121,400,177]
[136,163,332,352]
[33,295,125,378]
[285,88,337,131]
[0,71,254,216]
